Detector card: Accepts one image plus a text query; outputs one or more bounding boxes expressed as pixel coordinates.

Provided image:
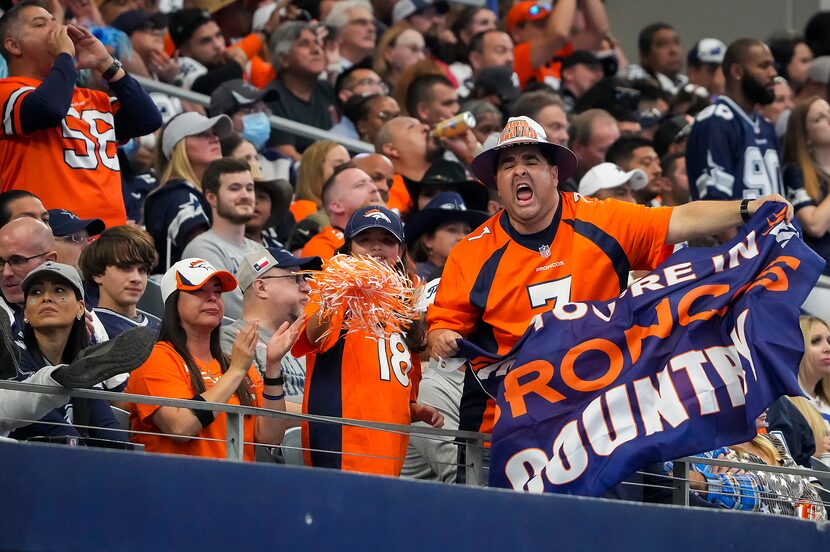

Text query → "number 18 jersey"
[0,77,126,228]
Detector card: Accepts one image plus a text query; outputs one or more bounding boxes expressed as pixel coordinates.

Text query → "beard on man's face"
[741,72,775,105]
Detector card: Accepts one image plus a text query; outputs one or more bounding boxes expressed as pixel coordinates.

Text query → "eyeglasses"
[56,231,89,244]
[351,78,389,94]
[0,251,49,270]
[377,110,400,122]
[258,273,312,285]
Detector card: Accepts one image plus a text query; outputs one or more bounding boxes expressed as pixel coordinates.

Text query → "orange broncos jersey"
[293,305,420,476]
[514,41,573,90]
[0,78,126,228]
[427,193,674,435]
[301,225,345,261]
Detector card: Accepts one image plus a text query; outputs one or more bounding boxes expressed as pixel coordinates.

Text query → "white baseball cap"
[161,112,233,159]
[578,162,648,197]
[160,258,237,303]
[471,116,578,189]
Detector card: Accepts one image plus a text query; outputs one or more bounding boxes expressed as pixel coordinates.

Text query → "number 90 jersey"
[686,96,782,202]
[0,78,127,228]
[427,194,674,435]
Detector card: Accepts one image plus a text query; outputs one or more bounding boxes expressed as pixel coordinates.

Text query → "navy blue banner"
[457,203,825,496]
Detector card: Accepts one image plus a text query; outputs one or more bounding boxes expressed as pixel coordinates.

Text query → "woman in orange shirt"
[127,258,301,460]
[293,206,443,476]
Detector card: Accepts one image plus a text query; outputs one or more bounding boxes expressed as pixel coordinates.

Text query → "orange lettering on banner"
[560,339,624,392]
[744,256,800,294]
[503,360,565,418]
[677,284,730,325]
[624,298,673,365]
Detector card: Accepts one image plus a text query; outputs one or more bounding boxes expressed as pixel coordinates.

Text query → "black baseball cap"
[169,8,212,49]
[111,10,168,36]
[473,65,520,105]
[209,79,278,116]
[561,50,602,71]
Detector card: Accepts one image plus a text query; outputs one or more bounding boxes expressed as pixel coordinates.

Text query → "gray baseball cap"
[236,248,323,291]
[22,261,85,300]
[161,112,233,159]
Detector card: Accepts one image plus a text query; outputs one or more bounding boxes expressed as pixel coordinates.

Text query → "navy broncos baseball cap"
[345,206,405,243]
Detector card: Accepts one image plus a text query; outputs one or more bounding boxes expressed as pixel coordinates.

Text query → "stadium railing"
[1,378,828,516]
[132,75,375,154]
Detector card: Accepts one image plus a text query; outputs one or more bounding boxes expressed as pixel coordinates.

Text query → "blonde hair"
[782,96,830,204]
[731,434,782,465]
[156,139,201,190]
[373,23,411,82]
[295,140,340,205]
[787,395,828,447]
[798,315,830,405]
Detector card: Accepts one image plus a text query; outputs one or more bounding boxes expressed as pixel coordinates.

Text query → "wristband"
[739,199,752,223]
[190,395,215,428]
[263,391,285,401]
[263,375,284,386]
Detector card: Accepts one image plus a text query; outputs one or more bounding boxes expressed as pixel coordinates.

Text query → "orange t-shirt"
[0,78,127,228]
[301,226,345,261]
[292,304,419,476]
[126,341,263,461]
[427,193,674,435]
[387,174,414,217]
[289,199,320,223]
[513,41,574,90]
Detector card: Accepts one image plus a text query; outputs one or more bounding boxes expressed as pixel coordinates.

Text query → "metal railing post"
[465,438,484,487]
[226,413,244,462]
[672,459,690,506]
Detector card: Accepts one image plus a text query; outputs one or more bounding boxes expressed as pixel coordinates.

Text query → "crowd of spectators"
[0,0,829,519]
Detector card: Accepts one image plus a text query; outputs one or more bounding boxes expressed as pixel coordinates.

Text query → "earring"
[76,314,83,320]
[23,318,28,324]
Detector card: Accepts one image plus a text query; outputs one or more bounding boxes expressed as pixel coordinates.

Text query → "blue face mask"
[118,138,139,159]
[241,112,271,150]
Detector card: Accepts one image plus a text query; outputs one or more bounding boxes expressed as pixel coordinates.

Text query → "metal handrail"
[132,75,374,153]
[5,378,828,499]
[0,379,488,441]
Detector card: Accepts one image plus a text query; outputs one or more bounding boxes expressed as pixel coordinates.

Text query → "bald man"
[0,217,58,334]
[301,163,383,261]
[375,117,443,215]
[353,153,395,203]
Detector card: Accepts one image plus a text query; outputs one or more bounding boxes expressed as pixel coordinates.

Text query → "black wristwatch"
[101,58,123,81]
[740,198,752,223]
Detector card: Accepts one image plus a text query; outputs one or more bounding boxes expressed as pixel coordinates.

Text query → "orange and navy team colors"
[0,54,161,229]
[0,78,126,227]
[126,341,264,461]
[301,225,345,261]
[427,193,675,436]
[293,306,420,476]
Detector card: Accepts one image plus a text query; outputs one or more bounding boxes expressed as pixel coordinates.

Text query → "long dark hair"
[22,290,88,366]
[338,237,427,353]
[22,284,91,433]
[158,291,254,406]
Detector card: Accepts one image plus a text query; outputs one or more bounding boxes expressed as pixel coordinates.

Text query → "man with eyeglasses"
[221,247,322,416]
[47,209,105,271]
[332,65,388,141]
[325,1,376,71]
[0,217,58,335]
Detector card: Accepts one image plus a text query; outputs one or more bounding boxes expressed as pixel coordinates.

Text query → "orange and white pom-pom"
[310,254,420,338]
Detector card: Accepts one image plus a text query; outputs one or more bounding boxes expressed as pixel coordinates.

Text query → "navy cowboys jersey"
[686,96,782,201]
